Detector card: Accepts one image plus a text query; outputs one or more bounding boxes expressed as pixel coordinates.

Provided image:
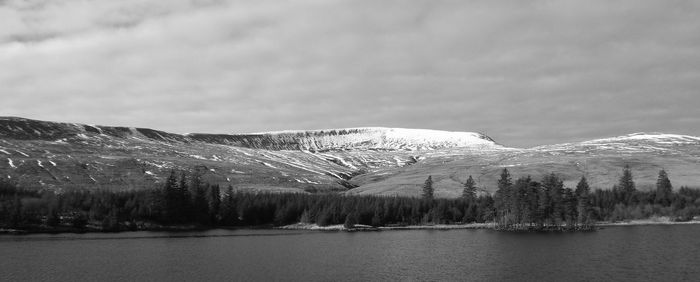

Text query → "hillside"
[1,117,699,197]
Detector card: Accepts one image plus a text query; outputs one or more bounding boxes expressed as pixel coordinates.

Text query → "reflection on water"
[1,225,699,281]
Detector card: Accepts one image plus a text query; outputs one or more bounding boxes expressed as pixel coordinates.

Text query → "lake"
[2,225,699,281]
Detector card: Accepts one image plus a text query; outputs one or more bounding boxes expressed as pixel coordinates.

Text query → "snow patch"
[7,158,16,168]
[0,148,10,155]
[142,160,169,169]
[14,150,29,157]
[49,160,57,167]
[37,160,44,168]
[261,162,277,169]
[301,178,322,184]
[232,148,254,157]
[320,154,358,169]
[145,171,155,176]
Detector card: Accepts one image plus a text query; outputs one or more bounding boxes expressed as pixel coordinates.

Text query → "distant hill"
[1,117,699,197]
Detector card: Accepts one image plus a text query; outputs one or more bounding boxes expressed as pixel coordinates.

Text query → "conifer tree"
[371,211,382,227]
[191,175,209,224]
[164,170,179,223]
[655,169,673,205]
[619,165,636,193]
[618,165,636,203]
[344,211,358,229]
[207,184,221,224]
[513,177,530,226]
[526,179,541,225]
[575,175,590,197]
[495,168,513,226]
[220,185,238,226]
[562,188,577,227]
[541,173,563,225]
[422,176,434,201]
[463,175,477,201]
[299,209,311,224]
[575,176,591,226]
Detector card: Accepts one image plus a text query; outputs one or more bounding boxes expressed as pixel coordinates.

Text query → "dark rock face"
[0,117,81,140]
[0,117,190,144]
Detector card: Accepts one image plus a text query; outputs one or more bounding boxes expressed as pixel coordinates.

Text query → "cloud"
[1,0,699,147]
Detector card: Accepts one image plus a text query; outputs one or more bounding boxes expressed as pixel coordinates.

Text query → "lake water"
[2,225,699,281]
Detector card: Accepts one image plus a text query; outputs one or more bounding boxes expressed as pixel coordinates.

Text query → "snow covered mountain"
[1,117,699,198]
[189,127,498,151]
[0,117,505,193]
[347,132,700,197]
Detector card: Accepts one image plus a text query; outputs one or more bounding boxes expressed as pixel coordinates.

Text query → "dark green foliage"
[576,176,590,196]
[9,196,24,228]
[422,176,434,201]
[576,176,591,226]
[344,211,359,229]
[190,172,210,224]
[463,175,477,200]
[207,184,221,224]
[615,165,636,204]
[371,211,382,227]
[655,169,673,205]
[497,174,589,231]
[219,186,238,226]
[543,173,564,225]
[46,205,60,227]
[2,166,700,232]
[71,212,88,229]
[494,168,513,225]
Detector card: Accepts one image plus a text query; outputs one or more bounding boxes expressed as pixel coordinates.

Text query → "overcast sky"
[1,0,699,147]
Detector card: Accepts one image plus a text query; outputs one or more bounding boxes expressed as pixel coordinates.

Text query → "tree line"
[1,166,700,232]
[446,165,697,231]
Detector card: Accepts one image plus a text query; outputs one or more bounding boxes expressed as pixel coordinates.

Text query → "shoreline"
[597,219,700,227]
[278,219,700,232]
[276,222,495,232]
[4,219,700,235]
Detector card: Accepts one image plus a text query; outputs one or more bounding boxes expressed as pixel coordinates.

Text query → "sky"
[1,0,699,148]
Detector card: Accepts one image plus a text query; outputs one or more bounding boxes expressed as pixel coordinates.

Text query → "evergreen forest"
[1,166,700,233]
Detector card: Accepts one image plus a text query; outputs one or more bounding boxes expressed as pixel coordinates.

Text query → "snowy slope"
[0,117,505,193]
[530,132,700,154]
[347,132,700,197]
[2,117,700,198]
[188,127,500,151]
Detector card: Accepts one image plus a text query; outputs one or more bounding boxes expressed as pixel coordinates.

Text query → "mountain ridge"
[0,117,500,151]
[2,116,700,197]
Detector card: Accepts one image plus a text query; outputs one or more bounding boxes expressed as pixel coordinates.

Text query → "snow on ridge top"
[381,128,495,145]
[582,132,700,145]
[251,127,490,140]
[240,127,498,151]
